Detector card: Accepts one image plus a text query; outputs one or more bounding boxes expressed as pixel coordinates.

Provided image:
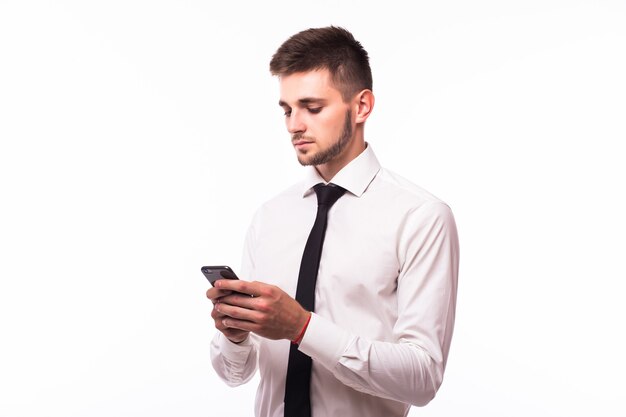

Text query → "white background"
[1,1,625,416]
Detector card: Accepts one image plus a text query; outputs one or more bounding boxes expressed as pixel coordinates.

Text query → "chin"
[295,150,315,166]
[297,156,315,167]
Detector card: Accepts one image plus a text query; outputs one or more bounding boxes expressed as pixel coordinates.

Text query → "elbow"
[410,359,444,407]
[411,385,438,407]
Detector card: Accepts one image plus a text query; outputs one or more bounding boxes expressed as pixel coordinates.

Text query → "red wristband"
[291,313,312,345]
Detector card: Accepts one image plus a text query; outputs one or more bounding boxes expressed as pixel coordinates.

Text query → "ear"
[354,89,374,124]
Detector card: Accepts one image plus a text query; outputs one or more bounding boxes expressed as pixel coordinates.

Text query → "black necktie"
[284,183,346,417]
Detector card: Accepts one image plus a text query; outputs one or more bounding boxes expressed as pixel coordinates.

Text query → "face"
[278,69,355,167]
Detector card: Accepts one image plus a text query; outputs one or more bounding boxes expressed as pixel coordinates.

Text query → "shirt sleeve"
[210,332,259,387]
[209,214,260,386]
[298,201,459,406]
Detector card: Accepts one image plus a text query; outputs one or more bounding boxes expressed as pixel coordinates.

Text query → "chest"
[251,201,403,339]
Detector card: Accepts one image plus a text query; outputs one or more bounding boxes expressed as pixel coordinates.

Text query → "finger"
[206,287,233,301]
[220,293,258,309]
[214,310,240,333]
[211,306,227,320]
[215,279,262,297]
[215,302,261,323]
[221,316,259,333]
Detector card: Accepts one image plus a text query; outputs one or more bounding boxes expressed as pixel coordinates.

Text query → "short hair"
[269,26,373,101]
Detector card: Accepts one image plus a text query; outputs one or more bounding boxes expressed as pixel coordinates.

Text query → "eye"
[307,107,322,114]
[283,109,292,117]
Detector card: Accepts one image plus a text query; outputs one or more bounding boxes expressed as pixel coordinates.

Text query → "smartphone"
[201,265,239,286]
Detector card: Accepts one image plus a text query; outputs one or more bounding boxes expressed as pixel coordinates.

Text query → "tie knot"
[313,183,346,208]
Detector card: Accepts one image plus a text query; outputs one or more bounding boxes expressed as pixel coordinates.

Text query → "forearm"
[210,332,259,387]
[298,314,445,406]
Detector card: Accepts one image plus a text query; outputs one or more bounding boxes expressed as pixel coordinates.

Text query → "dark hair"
[269,26,373,101]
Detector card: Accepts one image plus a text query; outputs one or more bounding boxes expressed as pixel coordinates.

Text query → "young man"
[207,26,459,417]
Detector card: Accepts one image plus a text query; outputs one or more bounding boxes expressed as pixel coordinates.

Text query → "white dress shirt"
[210,145,459,417]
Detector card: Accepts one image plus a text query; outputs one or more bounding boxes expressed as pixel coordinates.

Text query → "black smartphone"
[201,265,239,286]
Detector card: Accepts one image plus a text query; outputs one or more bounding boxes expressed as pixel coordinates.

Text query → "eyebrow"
[278,98,327,107]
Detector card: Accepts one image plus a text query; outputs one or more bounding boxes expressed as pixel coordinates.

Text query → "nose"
[286,110,306,134]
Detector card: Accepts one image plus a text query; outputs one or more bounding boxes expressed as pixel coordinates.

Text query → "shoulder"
[259,181,304,211]
[374,168,459,258]
[248,181,306,226]
[373,167,453,214]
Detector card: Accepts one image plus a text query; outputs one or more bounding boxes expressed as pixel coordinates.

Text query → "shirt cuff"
[297,312,353,369]
[215,332,254,358]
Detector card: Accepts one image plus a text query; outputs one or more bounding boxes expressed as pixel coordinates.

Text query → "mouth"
[293,139,314,148]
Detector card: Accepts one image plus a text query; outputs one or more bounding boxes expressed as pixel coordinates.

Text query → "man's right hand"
[207,287,250,343]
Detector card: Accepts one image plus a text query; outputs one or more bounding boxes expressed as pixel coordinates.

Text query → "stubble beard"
[295,110,353,167]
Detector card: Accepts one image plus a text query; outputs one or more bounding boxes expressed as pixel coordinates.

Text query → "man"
[207,26,459,417]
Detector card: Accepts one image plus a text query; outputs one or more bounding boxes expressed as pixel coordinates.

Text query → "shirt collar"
[301,143,381,198]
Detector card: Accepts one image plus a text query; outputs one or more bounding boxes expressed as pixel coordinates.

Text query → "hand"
[211,279,310,341]
[206,286,250,343]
